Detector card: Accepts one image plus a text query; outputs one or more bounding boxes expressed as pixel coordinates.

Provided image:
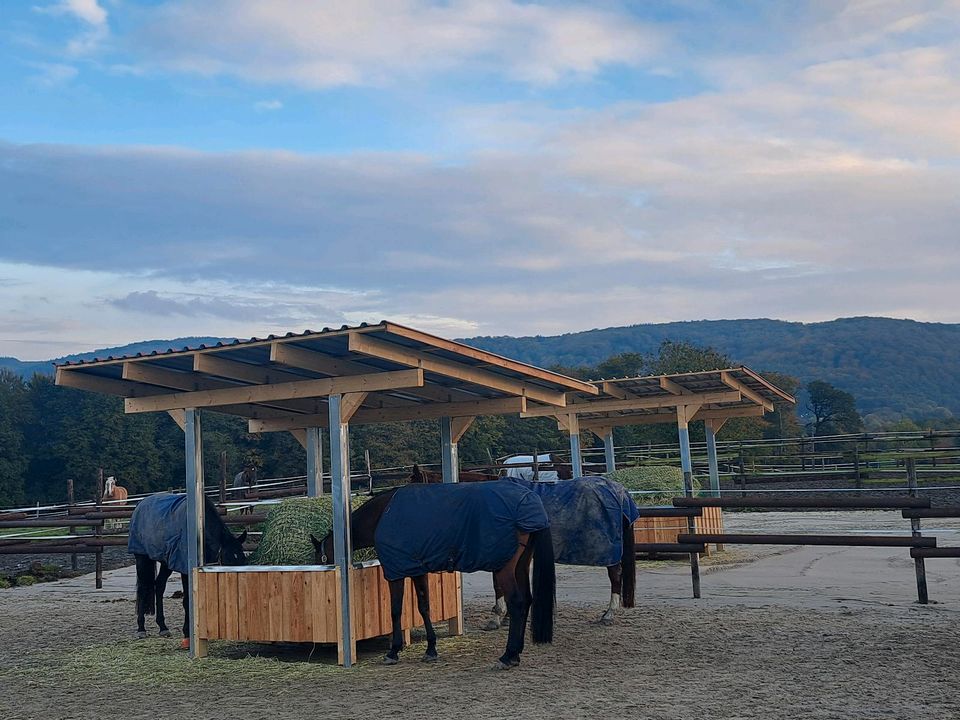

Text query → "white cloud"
[126,0,664,88]
[35,0,109,55]
[29,62,79,86]
[254,99,283,112]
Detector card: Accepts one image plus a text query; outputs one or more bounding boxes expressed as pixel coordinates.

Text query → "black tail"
[621,517,636,608]
[529,527,555,644]
[135,554,156,616]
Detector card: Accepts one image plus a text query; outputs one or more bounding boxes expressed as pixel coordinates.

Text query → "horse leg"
[491,532,530,670]
[483,574,508,631]
[512,547,534,657]
[180,574,190,640]
[155,563,173,637]
[412,575,439,662]
[384,578,406,665]
[601,564,623,626]
[134,554,156,639]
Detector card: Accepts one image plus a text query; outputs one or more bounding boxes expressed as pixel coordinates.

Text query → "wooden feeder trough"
[633,506,725,555]
[193,562,462,664]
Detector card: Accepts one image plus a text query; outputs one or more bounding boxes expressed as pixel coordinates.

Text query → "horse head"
[219,529,248,565]
[310,533,333,564]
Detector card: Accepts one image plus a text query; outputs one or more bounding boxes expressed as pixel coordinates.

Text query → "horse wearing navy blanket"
[486,477,639,628]
[312,480,555,669]
[128,493,247,640]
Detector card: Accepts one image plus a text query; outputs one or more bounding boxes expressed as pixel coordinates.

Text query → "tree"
[806,380,863,436]
[0,370,30,506]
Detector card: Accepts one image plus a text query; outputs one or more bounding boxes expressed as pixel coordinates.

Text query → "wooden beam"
[271,342,476,404]
[248,396,527,433]
[720,371,774,411]
[124,361,323,414]
[349,333,568,407]
[382,322,598,394]
[523,390,740,418]
[693,405,765,422]
[339,392,368,423]
[705,417,728,435]
[676,404,703,428]
[600,381,638,400]
[194,352,310,385]
[124,368,424,414]
[660,376,691,395]
[554,414,570,432]
[289,429,307,449]
[56,367,177,398]
[167,409,186,431]
[579,405,764,431]
[449,416,476,443]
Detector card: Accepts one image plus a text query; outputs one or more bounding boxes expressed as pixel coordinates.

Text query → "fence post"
[67,478,78,571]
[906,458,928,604]
[738,445,746,498]
[219,451,227,504]
[532,448,540,482]
[95,468,104,590]
[853,443,861,488]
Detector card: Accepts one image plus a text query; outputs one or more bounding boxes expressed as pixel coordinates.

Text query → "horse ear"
[411,464,423,483]
[310,534,323,551]
[237,531,248,544]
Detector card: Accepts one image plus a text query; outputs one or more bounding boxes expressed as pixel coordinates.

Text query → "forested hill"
[466,317,960,420]
[3,318,958,419]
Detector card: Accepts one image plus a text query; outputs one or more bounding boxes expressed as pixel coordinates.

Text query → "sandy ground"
[2,511,959,720]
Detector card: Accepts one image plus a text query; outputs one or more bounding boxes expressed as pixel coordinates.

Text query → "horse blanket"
[127,493,193,574]
[374,480,550,581]
[511,477,640,566]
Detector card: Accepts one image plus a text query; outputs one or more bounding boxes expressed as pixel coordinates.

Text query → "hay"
[251,496,377,565]
[605,465,702,505]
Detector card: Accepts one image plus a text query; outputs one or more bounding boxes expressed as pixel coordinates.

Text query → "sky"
[1,1,958,360]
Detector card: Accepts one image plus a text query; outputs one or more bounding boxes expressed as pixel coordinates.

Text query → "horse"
[128,493,247,640]
[311,480,556,669]
[103,476,129,502]
[408,464,500,483]
[483,477,638,628]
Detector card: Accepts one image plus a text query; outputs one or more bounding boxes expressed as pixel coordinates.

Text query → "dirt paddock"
[2,511,959,720]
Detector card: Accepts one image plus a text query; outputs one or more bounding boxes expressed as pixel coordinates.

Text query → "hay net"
[251,496,377,565]
[604,466,702,505]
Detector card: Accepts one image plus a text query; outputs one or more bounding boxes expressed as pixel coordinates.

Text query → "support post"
[95,469,103,589]
[568,413,583,478]
[677,406,701,599]
[907,458,928,603]
[440,417,460,484]
[184,408,207,658]
[219,450,227,504]
[306,427,323,497]
[67,478,78,571]
[329,395,355,667]
[603,429,616,474]
[705,420,721,498]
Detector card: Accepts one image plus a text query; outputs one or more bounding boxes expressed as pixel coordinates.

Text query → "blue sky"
[1,1,958,359]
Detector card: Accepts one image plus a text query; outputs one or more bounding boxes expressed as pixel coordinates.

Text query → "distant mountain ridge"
[3,318,957,420]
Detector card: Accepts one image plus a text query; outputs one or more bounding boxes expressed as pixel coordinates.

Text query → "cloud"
[35,0,109,55]
[124,0,663,88]
[29,62,79,86]
[253,99,283,112]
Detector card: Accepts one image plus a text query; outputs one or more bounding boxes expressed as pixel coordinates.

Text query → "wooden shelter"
[520,366,795,596]
[55,321,597,665]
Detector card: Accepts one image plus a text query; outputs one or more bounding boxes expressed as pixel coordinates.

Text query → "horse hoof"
[482,619,501,631]
[383,654,399,666]
[491,660,512,671]
[422,652,439,663]
[600,615,614,626]
[136,631,147,640]
[180,638,190,650]
[158,629,171,638]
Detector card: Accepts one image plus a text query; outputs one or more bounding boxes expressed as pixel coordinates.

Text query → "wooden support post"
[219,450,227,504]
[449,571,464,637]
[95,469,104,589]
[906,458,928,603]
[67,478,78,571]
[677,406,701,599]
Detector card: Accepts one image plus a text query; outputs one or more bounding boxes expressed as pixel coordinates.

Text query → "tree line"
[0,340,869,507]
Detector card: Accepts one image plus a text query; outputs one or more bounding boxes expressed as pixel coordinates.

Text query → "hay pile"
[251,496,377,565]
[605,465,702,505]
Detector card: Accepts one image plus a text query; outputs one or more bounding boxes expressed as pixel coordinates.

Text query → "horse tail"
[621,516,636,608]
[529,527,555,644]
[135,554,156,616]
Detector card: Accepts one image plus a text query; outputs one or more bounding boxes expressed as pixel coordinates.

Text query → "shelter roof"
[55,321,598,430]
[520,366,795,430]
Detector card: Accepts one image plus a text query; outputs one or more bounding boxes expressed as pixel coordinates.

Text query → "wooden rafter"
[659,377,691,396]
[601,381,639,400]
[720,371,774,411]
[348,333,568,407]
[523,390,740,418]
[579,404,764,431]
[247,395,526,433]
[124,368,424,414]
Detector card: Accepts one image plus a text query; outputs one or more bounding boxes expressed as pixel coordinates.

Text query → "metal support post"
[306,427,323,497]
[678,408,701,599]
[441,417,459,484]
[568,413,583,478]
[603,430,616,474]
[329,395,355,666]
[705,422,721,498]
[184,408,206,658]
